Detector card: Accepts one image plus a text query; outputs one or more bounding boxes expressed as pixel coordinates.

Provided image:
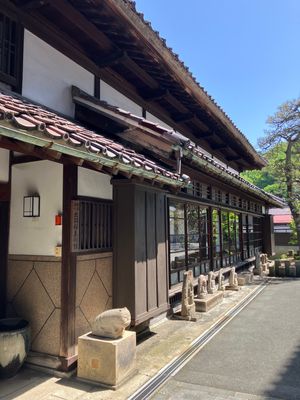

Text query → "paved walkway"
[0,282,261,400]
[152,279,300,400]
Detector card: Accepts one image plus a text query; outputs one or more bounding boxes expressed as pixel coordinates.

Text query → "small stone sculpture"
[197,274,207,299]
[92,308,131,339]
[226,267,239,290]
[218,268,225,291]
[181,270,196,320]
[207,271,217,294]
[230,267,238,286]
[248,265,254,283]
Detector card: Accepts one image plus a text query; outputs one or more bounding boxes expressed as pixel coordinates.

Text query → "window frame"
[0,6,23,93]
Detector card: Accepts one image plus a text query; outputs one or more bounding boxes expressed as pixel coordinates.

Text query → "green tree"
[259,98,300,251]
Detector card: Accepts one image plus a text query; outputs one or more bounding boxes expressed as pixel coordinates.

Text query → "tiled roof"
[273,215,292,224]
[0,91,186,187]
[72,89,285,207]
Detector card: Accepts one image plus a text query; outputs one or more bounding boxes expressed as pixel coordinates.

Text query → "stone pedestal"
[295,261,300,277]
[237,277,246,286]
[278,265,286,277]
[269,265,275,277]
[77,330,136,389]
[226,284,240,291]
[194,292,223,312]
[288,265,296,277]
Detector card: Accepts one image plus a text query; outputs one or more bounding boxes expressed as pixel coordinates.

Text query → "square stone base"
[237,277,246,286]
[194,291,223,312]
[226,285,240,291]
[77,330,136,389]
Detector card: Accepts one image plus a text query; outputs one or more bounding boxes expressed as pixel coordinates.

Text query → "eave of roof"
[71,87,283,207]
[104,0,267,169]
[0,92,187,188]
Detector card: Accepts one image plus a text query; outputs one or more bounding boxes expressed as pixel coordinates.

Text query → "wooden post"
[60,165,78,370]
[263,214,275,256]
[0,150,11,318]
[0,199,9,318]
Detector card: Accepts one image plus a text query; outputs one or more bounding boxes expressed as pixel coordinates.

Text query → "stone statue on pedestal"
[218,268,225,291]
[227,266,239,290]
[181,270,196,320]
[92,308,131,339]
[197,274,207,299]
[207,271,217,294]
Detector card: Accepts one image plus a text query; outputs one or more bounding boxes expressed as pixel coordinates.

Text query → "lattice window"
[0,11,22,90]
[71,199,112,252]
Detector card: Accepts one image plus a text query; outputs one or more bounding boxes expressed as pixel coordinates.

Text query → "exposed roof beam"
[227,155,242,162]
[18,0,50,11]
[211,143,228,150]
[96,49,127,67]
[141,88,169,101]
[50,0,113,51]
[11,154,40,164]
[172,112,195,123]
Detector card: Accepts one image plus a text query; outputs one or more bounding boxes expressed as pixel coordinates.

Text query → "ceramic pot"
[0,318,30,378]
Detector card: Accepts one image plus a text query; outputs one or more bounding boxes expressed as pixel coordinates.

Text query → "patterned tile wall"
[6,256,62,356]
[75,252,113,341]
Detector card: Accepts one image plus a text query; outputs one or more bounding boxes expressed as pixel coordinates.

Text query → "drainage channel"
[129,281,268,400]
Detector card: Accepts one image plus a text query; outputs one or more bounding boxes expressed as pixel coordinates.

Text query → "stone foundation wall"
[75,252,113,341]
[6,255,62,356]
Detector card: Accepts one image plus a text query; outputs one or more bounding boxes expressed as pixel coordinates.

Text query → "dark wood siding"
[113,180,168,326]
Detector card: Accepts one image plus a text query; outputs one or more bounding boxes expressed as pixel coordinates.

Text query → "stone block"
[274,260,281,267]
[194,291,223,312]
[269,265,275,277]
[295,261,300,277]
[237,277,246,286]
[278,266,286,277]
[77,330,136,389]
[225,283,240,291]
[289,265,296,277]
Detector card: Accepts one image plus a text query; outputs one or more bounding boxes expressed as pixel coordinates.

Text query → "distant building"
[269,208,295,252]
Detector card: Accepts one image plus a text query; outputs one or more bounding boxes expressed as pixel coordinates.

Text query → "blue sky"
[134,0,300,148]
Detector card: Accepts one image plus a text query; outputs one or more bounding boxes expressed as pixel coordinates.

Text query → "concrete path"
[152,279,300,400]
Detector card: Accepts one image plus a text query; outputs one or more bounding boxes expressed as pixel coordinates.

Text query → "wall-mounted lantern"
[23,195,40,217]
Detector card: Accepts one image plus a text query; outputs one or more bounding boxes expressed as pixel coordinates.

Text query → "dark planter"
[0,318,30,379]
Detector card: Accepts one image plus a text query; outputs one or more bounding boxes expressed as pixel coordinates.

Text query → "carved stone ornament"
[207,271,217,294]
[218,268,225,291]
[197,274,207,299]
[92,308,131,339]
[229,267,238,288]
[181,270,196,319]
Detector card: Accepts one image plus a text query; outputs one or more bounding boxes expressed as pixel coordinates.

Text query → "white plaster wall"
[22,30,94,117]
[0,149,10,182]
[100,80,143,117]
[9,161,63,256]
[78,167,112,200]
[146,111,173,130]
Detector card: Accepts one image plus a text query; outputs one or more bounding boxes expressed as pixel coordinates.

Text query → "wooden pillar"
[263,214,275,256]
[0,197,9,318]
[208,207,214,272]
[60,165,77,370]
[113,180,169,326]
[0,152,11,318]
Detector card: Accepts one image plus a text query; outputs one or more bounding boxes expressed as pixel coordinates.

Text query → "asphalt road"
[152,279,300,400]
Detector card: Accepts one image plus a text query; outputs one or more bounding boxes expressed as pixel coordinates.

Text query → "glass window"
[169,200,210,286]
[0,11,22,90]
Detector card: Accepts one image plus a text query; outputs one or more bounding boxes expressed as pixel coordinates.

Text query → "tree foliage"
[242,98,300,250]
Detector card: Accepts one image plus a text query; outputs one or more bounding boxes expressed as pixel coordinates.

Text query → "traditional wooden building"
[0,0,283,371]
